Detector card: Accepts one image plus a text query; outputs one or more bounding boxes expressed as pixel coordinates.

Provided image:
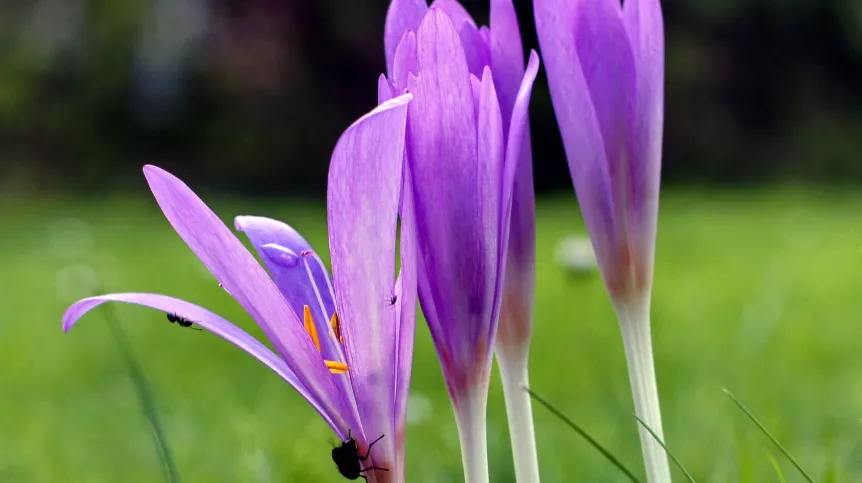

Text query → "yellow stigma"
[303,305,347,374]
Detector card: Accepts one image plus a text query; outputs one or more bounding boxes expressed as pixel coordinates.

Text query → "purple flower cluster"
[62,1,667,482]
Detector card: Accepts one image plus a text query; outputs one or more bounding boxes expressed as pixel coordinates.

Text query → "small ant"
[331,430,388,480]
[166,313,202,331]
[385,294,397,306]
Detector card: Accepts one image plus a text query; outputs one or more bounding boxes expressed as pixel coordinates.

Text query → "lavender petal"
[62,292,341,432]
[326,94,412,468]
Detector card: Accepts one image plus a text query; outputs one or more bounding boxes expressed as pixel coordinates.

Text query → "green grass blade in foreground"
[634,415,696,483]
[525,387,640,482]
[723,388,815,483]
[765,449,788,483]
[99,301,180,483]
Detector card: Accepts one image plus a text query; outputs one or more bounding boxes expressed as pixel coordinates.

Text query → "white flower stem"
[615,298,672,483]
[496,344,541,483]
[453,388,490,483]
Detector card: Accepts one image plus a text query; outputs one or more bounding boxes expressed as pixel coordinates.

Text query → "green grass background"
[1,186,860,482]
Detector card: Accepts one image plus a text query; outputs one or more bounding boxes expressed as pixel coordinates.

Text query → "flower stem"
[615,299,671,483]
[496,344,541,483]
[453,389,490,483]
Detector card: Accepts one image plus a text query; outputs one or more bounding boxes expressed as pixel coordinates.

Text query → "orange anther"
[303,305,321,352]
[325,361,348,374]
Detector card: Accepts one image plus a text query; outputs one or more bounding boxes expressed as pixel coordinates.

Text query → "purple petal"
[385,0,428,77]
[499,52,540,259]
[489,0,525,136]
[378,74,394,104]
[533,0,620,288]
[475,67,505,361]
[469,73,482,124]
[233,215,341,363]
[429,0,475,29]
[392,30,418,91]
[62,293,341,432]
[327,93,412,466]
[409,9,494,394]
[497,52,540,344]
[141,166,352,430]
[624,0,665,281]
[574,0,636,175]
[459,21,491,78]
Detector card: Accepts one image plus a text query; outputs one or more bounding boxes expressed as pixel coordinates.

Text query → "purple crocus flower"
[61,95,416,483]
[535,0,669,481]
[383,3,539,481]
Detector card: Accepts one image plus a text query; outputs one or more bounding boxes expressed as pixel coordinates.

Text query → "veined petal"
[429,0,475,29]
[378,74,394,104]
[533,0,619,291]
[408,9,489,395]
[623,0,665,287]
[385,0,428,77]
[489,0,525,136]
[469,73,482,124]
[459,21,491,78]
[497,52,540,345]
[499,52,540,247]
[327,93,411,469]
[62,293,341,432]
[141,166,352,431]
[392,30,418,91]
[479,26,490,51]
[575,0,639,296]
[574,0,637,188]
[475,67,505,372]
[234,215,341,363]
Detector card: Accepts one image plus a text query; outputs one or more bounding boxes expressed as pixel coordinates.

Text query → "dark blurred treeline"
[1,0,861,196]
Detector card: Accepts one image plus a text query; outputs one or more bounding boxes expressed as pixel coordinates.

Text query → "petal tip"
[142,164,173,189]
[142,164,163,178]
[528,49,540,67]
[234,216,250,232]
[61,302,89,333]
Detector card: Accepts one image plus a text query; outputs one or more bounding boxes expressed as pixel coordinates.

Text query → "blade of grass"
[524,387,640,482]
[821,448,838,483]
[733,413,755,483]
[723,388,814,483]
[98,298,180,483]
[765,449,788,483]
[634,415,696,483]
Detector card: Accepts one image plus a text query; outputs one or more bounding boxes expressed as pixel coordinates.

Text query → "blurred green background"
[2,0,862,192]
[1,0,862,482]
[2,191,861,481]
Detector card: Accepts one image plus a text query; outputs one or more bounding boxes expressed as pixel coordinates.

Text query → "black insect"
[385,294,397,306]
[331,430,388,480]
[166,313,202,331]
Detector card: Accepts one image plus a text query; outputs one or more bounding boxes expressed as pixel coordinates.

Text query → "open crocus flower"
[382,3,539,482]
[535,0,669,481]
[61,94,416,483]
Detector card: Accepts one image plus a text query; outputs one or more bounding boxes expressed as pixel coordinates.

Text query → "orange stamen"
[303,305,321,352]
[326,361,348,374]
[303,306,347,374]
[330,312,344,343]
